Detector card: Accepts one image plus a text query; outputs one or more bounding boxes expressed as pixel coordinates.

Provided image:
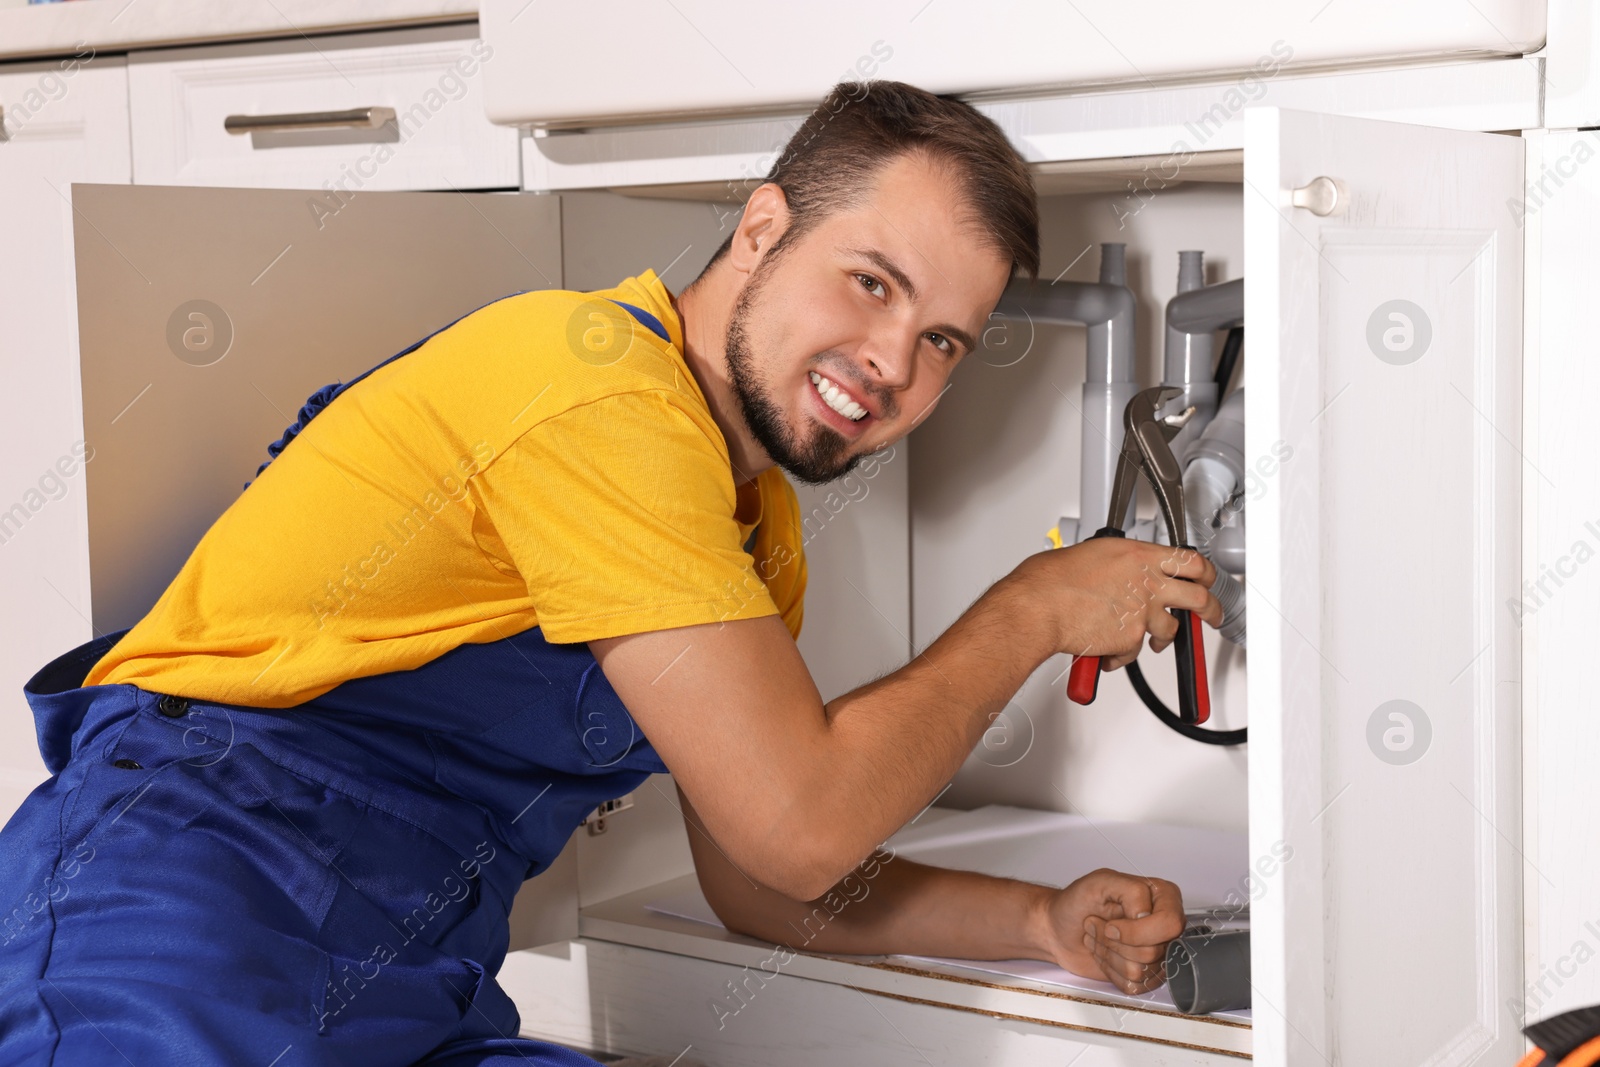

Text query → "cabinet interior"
[551,174,1253,932]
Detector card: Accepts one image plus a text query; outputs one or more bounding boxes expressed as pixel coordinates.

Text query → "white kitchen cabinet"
[502,42,1544,1059]
[0,56,129,826]
[482,0,1544,128]
[518,57,1540,197]
[0,1,477,63]
[62,101,1529,1062]
[570,109,1525,1065]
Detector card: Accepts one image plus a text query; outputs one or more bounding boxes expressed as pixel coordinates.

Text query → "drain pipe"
[1163,255,1241,457]
[1164,271,1247,646]
[996,243,1137,543]
[1183,388,1248,647]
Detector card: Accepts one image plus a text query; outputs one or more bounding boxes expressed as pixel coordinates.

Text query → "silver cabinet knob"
[1290,176,1345,216]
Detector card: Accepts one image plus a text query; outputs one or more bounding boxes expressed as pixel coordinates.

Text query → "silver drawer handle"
[1290,176,1345,217]
[224,106,396,135]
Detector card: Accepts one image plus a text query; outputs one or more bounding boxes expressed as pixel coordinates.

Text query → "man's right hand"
[1007,538,1223,672]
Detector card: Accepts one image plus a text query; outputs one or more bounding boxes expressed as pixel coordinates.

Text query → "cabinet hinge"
[584,795,634,835]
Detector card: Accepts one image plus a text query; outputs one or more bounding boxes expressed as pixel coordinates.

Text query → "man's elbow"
[698,824,855,904]
[762,868,843,907]
[741,834,856,904]
[695,786,866,902]
[699,862,844,945]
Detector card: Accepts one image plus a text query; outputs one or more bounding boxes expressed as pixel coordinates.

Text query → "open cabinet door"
[1245,110,1523,1063]
[72,185,561,634]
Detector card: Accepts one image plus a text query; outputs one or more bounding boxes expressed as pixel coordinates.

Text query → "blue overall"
[0,300,684,1066]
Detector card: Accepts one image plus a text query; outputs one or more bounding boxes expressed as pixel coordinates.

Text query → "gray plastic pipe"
[1164,251,1213,440]
[1165,271,1248,647]
[1184,388,1247,573]
[996,244,1137,540]
[1166,928,1252,1014]
[1179,336,1248,647]
[1163,267,1243,460]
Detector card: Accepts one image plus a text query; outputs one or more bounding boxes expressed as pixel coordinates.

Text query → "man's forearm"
[707,844,1057,963]
[686,786,1187,996]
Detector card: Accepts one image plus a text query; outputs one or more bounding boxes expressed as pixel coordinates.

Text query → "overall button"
[112,758,143,770]
[157,694,190,718]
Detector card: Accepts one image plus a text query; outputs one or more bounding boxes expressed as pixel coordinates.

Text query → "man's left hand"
[1040,868,1185,994]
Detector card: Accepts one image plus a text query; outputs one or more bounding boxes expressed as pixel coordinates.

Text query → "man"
[0,81,1220,1065]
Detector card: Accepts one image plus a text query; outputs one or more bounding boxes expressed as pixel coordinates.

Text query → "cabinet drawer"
[128,23,518,191]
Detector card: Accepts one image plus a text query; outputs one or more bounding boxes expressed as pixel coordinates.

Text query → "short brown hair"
[705,80,1039,280]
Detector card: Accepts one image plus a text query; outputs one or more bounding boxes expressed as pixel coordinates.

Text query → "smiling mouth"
[809,371,869,422]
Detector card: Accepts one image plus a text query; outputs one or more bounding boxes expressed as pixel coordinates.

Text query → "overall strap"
[607,299,670,343]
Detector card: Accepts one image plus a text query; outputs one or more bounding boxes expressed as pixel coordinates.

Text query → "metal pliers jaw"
[1066,386,1212,724]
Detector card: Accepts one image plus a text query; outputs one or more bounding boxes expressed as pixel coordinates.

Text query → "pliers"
[1066,386,1212,724]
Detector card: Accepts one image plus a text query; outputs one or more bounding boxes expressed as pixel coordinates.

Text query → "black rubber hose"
[1214,325,1244,393]
[1122,322,1250,746]
[1127,659,1247,746]
[1121,325,1249,745]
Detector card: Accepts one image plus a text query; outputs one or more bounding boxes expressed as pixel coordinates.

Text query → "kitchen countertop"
[0,0,477,62]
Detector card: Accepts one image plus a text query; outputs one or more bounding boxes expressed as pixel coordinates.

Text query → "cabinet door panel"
[1527,128,1600,1022]
[72,185,560,633]
[1245,109,1522,1065]
[0,60,130,823]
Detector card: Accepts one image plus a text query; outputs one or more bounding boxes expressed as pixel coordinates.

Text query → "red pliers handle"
[1065,526,1125,706]
[1063,386,1212,725]
[1066,544,1211,724]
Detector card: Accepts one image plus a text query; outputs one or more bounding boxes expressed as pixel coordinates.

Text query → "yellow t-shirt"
[85,271,806,708]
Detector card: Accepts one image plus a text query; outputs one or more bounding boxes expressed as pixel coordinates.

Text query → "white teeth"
[809,371,867,421]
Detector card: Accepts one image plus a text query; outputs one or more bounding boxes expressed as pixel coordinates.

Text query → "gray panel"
[559,188,727,294]
[73,183,561,633]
